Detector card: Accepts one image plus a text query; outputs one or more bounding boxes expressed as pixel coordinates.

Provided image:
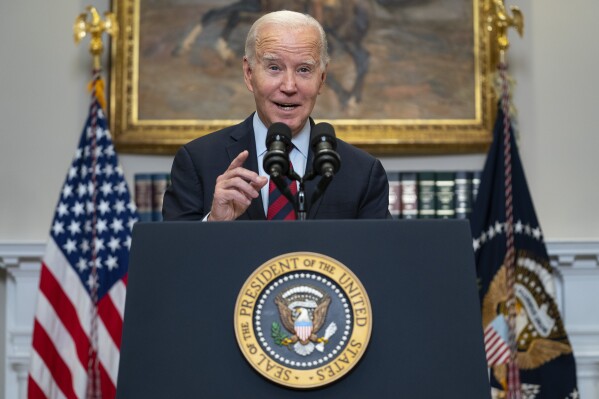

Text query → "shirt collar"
[253,113,311,158]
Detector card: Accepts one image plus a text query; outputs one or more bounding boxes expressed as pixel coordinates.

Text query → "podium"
[117,220,491,398]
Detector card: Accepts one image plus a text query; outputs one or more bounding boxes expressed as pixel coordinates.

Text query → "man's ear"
[318,64,328,95]
[243,57,254,93]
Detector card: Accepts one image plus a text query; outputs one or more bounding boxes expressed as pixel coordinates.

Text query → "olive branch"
[271,322,289,346]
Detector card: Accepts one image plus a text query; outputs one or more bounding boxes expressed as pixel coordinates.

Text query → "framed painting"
[110,0,497,155]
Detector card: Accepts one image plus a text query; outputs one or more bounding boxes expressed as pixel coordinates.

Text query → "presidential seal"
[234,252,372,389]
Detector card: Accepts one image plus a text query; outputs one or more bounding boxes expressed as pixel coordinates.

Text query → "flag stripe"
[42,241,92,336]
[98,290,124,349]
[27,375,48,399]
[486,340,502,357]
[487,340,507,360]
[487,339,505,358]
[489,348,511,365]
[98,317,121,385]
[484,329,511,366]
[484,331,500,348]
[31,320,78,399]
[33,292,88,397]
[29,351,68,399]
[38,261,90,366]
[100,362,117,399]
[108,278,127,319]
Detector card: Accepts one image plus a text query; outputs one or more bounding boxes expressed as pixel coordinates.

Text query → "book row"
[134,170,482,221]
[387,171,482,220]
[134,173,171,222]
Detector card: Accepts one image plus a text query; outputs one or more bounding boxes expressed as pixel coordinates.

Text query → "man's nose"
[280,71,298,94]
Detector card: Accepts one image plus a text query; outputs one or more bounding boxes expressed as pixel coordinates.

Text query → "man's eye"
[298,67,311,73]
[268,65,280,71]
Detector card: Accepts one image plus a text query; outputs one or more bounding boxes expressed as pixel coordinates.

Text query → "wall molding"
[547,240,599,268]
[0,242,45,268]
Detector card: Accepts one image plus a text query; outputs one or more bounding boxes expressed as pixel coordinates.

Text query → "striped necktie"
[266,166,297,220]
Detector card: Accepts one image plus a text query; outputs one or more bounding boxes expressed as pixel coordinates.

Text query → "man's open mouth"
[274,102,299,111]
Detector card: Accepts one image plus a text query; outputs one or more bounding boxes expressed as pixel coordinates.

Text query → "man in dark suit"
[163,10,389,221]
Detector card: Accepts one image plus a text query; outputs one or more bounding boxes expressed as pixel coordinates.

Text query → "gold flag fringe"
[87,77,106,111]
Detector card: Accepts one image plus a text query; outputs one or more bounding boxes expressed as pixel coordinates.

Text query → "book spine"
[134,173,153,222]
[400,172,418,219]
[435,172,456,219]
[387,172,401,219]
[151,173,171,221]
[417,172,436,219]
[454,171,473,219]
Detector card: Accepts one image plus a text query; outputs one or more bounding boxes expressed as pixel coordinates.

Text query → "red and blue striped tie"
[267,167,297,220]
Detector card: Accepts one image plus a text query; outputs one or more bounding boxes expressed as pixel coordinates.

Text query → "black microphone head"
[264,122,292,177]
[266,122,292,149]
[310,122,337,150]
[311,122,340,176]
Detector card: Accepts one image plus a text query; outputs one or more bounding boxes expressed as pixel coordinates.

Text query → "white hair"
[244,10,329,71]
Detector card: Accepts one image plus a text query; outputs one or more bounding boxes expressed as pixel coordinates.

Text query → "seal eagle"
[274,292,331,346]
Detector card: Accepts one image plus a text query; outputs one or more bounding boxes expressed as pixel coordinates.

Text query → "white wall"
[515,0,599,239]
[0,0,110,242]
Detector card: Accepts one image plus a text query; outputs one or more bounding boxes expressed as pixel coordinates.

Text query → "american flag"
[484,315,512,366]
[28,73,138,398]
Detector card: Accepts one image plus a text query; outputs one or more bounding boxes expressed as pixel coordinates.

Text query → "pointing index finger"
[227,150,249,171]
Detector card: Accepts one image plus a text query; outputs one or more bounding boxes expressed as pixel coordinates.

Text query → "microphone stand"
[288,169,334,221]
[272,155,337,221]
[286,170,306,220]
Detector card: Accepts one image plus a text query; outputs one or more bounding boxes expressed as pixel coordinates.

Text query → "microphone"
[311,122,341,178]
[308,123,341,209]
[263,122,292,178]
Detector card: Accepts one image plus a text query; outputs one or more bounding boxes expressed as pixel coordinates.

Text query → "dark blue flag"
[470,103,578,398]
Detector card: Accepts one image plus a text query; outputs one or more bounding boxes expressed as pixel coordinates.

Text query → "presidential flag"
[28,72,138,398]
[470,68,578,398]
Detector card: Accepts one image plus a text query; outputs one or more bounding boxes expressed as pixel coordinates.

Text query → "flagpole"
[499,49,521,399]
[486,1,524,398]
[73,7,118,399]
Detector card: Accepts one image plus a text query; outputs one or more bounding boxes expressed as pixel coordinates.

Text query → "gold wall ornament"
[485,0,524,65]
[74,6,118,70]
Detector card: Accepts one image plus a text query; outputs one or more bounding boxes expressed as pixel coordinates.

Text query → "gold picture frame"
[110,0,497,155]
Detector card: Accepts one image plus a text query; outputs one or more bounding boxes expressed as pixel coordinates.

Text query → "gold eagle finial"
[486,0,524,65]
[73,6,118,70]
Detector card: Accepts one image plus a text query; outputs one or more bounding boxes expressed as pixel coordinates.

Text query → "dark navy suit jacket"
[162,115,390,220]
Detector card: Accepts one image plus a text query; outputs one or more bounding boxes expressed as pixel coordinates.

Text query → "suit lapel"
[226,115,266,220]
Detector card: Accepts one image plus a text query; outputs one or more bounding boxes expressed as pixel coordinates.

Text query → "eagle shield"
[274,285,331,347]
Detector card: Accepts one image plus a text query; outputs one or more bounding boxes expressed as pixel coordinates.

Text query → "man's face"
[243,24,327,136]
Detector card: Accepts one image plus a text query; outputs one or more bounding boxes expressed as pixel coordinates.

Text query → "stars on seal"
[472,219,544,252]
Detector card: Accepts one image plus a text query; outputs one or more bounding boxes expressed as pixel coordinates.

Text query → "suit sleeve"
[358,158,391,219]
[162,145,206,221]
